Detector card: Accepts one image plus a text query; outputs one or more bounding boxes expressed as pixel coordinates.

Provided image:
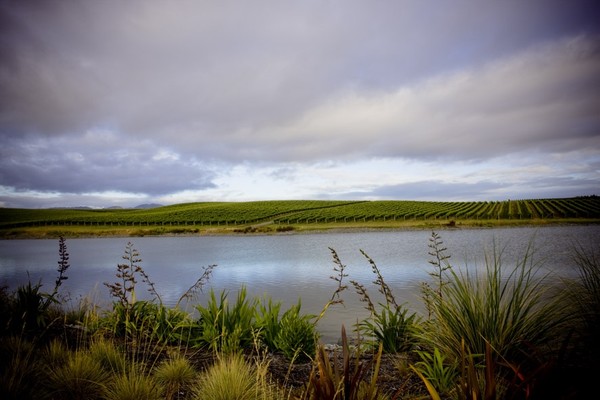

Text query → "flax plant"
[423,243,567,377]
[351,250,419,353]
[560,242,600,397]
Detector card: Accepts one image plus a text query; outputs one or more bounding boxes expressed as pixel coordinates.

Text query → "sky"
[1,1,599,209]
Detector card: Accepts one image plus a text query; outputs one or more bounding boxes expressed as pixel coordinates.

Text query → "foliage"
[154,355,197,400]
[47,350,110,399]
[195,286,257,353]
[104,242,150,308]
[102,242,205,346]
[43,337,70,366]
[351,250,420,353]
[421,241,568,397]
[274,300,317,362]
[299,326,386,400]
[567,243,600,356]
[255,296,282,351]
[89,337,127,374]
[3,198,599,238]
[3,236,71,334]
[413,347,458,397]
[106,369,163,400]
[192,353,269,400]
[0,336,45,400]
[560,242,600,397]
[358,303,419,354]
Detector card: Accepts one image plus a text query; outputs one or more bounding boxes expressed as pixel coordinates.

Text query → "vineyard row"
[1,198,598,229]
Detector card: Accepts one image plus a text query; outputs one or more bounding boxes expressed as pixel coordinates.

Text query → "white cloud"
[250,35,600,162]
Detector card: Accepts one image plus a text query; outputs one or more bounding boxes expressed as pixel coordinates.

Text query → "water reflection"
[0,225,597,342]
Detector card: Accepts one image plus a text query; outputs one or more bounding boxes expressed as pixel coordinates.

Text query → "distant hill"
[134,203,163,209]
[49,206,93,210]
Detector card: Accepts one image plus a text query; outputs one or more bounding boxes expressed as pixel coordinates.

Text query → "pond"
[1,225,598,343]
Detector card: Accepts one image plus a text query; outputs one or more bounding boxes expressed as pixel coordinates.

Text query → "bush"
[357,303,419,353]
[351,250,420,353]
[254,296,282,351]
[195,286,257,353]
[274,301,317,362]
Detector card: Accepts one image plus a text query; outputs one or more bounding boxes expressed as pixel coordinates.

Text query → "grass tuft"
[47,350,110,400]
[106,369,163,400]
[154,354,197,399]
[192,354,266,400]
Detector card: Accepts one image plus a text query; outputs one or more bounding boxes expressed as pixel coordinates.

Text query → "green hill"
[1,197,599,238]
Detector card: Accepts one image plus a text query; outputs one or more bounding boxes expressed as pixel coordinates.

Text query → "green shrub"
[151,305,194,344]
[413,348,458,397]
[560,243,600,397]
[274,301,317,362]
[12,281,50,333]
[43,338,70,366]
[351,250,420,353]
[254,296,282,351]
[357,302,419,353]
[195,286,257,353]
[7,236,72,335]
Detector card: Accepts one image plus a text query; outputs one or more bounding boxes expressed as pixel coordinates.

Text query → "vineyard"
[1,197,599,231]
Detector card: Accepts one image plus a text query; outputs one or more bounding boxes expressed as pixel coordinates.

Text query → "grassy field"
[1,197,599,238]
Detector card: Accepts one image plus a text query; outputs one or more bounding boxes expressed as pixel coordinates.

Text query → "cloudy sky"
[1,1,599,208]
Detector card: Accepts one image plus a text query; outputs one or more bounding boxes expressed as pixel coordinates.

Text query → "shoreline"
[1,219,598,240]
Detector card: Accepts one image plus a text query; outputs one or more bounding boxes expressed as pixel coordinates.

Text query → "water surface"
[1,225,597,342]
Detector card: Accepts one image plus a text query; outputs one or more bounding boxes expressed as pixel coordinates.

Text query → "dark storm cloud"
[0,133,215,195]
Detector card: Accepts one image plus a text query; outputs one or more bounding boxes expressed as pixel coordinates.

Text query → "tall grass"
[567,243,600,357]
[420,242,569,396]
[560,242,600,397]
